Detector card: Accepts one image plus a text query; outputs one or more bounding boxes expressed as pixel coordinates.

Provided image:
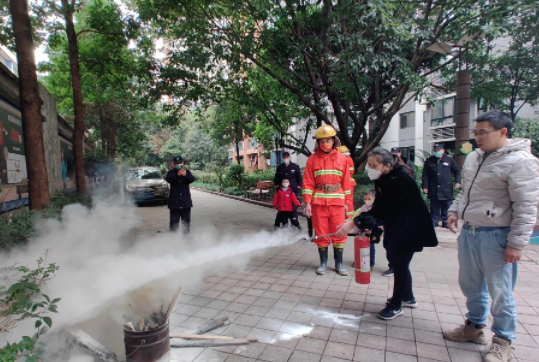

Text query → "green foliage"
[222,187,244,196]
[514,118,539,157]
[191,182,220,192]
[353,172,371,186]
[40,0,158,163]
[0,193,91,251]
[226,165,246,189]
[448,0,538,120]
[135,0,515,166]
[0,258,60,362]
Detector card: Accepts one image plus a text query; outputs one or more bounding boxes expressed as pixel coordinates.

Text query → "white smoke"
[0,197,303,349]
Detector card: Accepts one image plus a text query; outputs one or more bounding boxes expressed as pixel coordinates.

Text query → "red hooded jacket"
[273,188,300,212]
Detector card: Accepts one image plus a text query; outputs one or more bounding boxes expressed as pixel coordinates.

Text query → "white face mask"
[367,167,383,181]
[282,183,289,188]
[283,158,290,164]
[364,200,374,206]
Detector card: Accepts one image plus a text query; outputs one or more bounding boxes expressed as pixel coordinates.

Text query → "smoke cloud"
[0,197,302,352]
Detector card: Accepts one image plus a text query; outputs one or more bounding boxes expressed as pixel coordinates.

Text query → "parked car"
[124,167,169,204]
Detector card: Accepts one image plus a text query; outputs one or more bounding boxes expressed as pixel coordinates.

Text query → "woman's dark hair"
[368,148,413,176]
[368,148,395,166]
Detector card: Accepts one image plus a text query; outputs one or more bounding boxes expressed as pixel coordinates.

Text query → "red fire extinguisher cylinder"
[354,236,371,284]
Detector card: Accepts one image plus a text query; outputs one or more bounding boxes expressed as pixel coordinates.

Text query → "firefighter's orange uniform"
[337,146,357,219]
[303,149,352,248]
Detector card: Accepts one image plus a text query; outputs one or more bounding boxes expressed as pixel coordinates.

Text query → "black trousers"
[430,194,452,226]
[387,250,415,308]
[274,211,300,228]
[170,208,191,234]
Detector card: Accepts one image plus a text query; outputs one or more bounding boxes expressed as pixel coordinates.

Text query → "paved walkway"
[134,190,539,362]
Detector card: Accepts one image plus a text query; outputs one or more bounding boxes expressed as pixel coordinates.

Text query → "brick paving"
[134,190,539,362]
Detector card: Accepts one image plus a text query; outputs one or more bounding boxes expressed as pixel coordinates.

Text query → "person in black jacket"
[421,143,461,228]
[391,147,415,179]
[337,148,438,320]
[273,152,303,231]
[166,156,196,234]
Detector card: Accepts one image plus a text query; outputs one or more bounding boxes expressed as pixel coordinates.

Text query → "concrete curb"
[192,187,274,209]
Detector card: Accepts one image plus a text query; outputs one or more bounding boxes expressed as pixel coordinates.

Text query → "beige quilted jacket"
[449,138,539,249]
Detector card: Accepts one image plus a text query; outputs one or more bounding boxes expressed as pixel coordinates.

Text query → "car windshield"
[128,169,162,180]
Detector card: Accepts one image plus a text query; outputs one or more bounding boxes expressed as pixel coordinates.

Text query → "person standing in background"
[422,143,461,228]
[274,151,303,230]
[391,147,415,179]
[166,156,196,234]
[337,145,356,219]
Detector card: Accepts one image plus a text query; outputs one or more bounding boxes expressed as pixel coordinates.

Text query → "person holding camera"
[166,156,196,234]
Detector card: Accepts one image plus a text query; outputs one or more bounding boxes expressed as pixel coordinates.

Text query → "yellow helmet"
[337,146,350,153]
[314,125,337,139]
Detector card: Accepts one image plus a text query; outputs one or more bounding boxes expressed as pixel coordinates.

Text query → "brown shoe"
[484,337,513,362]
[442,321,488,345]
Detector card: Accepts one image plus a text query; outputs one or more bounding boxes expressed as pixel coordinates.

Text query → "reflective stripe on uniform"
[314,170,343,177]
[344,190,351,195]
[303,189,313,195]
[313,193,345,199]
[349,167,355,171]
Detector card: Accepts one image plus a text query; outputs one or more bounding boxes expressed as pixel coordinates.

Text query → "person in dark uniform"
[391,147,416,179]
[273,152,303,231]
[422,144,461,228]
[166,156,196,234]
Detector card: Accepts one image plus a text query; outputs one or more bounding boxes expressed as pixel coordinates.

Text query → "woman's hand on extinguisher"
[303,202,312,217]
[336,220,355,238]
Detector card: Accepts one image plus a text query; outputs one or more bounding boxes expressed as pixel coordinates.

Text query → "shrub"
[0,257,60,362]
[223,186,245,196]
[226,164,246,188]
[191,182,220,192]
[0,193,91,251]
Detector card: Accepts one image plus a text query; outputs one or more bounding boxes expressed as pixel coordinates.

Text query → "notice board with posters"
[0,98,29,212]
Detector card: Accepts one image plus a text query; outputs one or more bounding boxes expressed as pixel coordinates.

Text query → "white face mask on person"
[283,158,290,164]
[364,200,374,206]
[282,183,290,188]
[367,167,383,180]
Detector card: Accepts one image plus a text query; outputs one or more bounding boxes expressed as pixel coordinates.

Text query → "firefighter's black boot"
[316,247,328,275]
[334,247,349,276]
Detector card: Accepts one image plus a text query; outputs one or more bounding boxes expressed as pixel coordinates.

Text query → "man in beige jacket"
[443,111,539,362]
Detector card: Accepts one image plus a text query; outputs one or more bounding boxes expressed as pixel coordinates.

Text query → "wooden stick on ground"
[164,285,184,323]
[170,334,234,341]
[187,316,229,335]
[170,338,258,348]
[67,327,119,362]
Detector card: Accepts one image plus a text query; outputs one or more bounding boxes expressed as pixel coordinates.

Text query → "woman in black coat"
[337,148,438,320]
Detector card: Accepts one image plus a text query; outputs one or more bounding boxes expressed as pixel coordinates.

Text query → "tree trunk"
[99,106,108,154]
[61,0,86,193]
[9,0,50,210]
[108,117,116,161]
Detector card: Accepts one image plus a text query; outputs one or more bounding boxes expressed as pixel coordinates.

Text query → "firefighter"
[303,125,352,276]
[337,145,356,219]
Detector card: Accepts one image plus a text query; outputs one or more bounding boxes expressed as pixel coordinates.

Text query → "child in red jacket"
[273,179,301,230]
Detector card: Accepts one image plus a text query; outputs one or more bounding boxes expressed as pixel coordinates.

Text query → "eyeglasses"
[471,129,500,137]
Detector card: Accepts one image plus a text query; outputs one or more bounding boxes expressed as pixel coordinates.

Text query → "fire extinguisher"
[354,235,371,284]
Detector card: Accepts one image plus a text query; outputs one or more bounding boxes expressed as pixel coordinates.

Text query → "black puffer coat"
[357,166,438,253]
[166,169,196,209]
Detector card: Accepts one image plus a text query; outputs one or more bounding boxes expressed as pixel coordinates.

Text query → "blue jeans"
[458,225,518,341]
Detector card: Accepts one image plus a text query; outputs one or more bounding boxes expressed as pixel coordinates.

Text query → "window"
[409,146,415,162]
[431,97,455,126]
[400,112,415,129]
[238,142,244,151]
[249,138,258,148]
